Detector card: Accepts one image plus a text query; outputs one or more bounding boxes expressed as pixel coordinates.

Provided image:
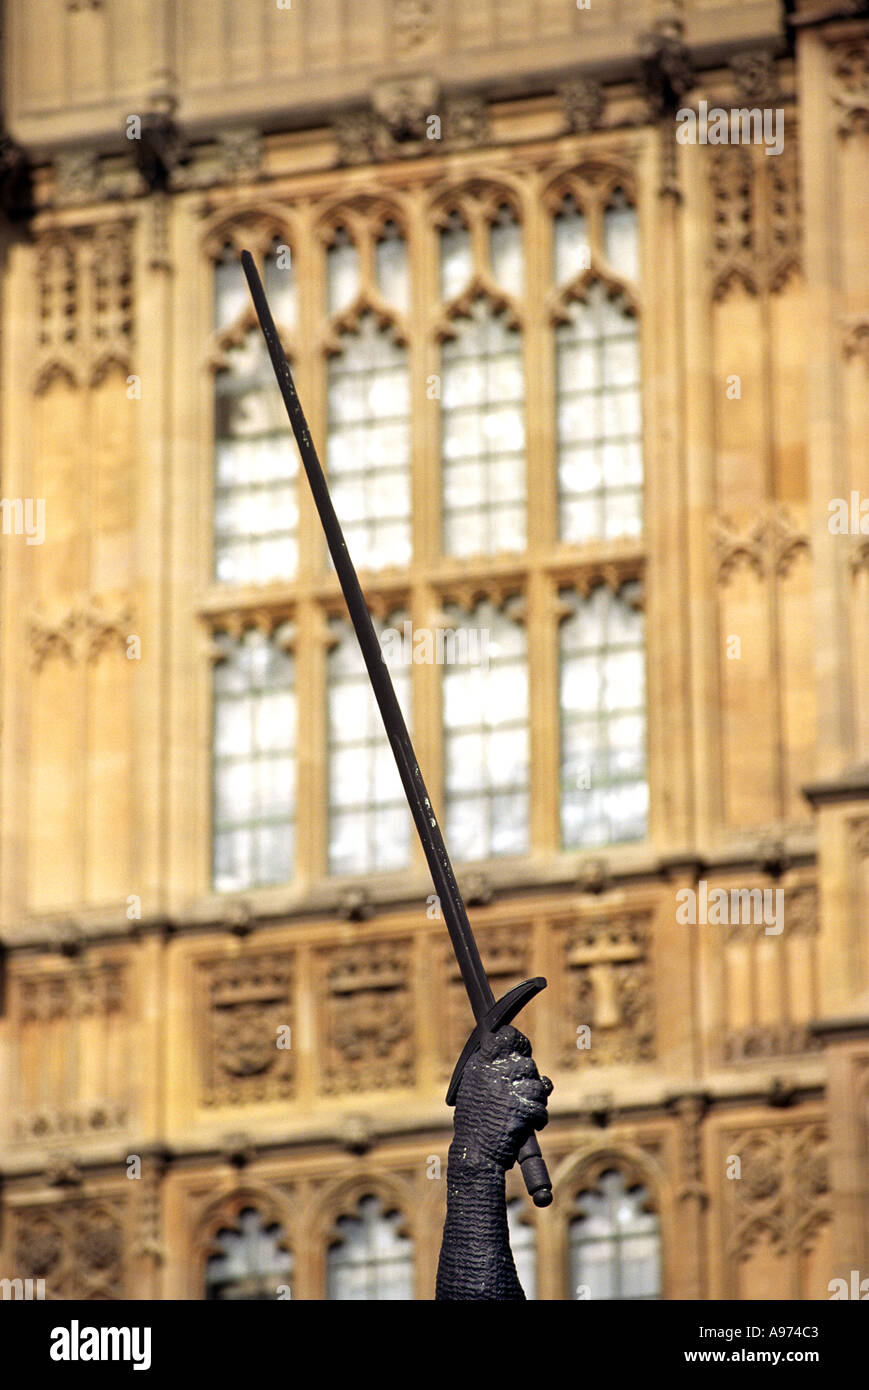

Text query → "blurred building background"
[0,0,868,1300]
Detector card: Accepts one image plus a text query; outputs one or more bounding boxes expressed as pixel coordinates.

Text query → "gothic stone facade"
[1,0,868,1300]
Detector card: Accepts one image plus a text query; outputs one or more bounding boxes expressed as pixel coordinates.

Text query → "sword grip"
[518,1134,553,1207]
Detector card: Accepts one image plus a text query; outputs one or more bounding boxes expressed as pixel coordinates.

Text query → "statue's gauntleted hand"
[452,1024,552,1170]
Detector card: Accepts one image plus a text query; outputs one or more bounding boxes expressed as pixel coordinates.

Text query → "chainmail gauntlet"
[436,1025,551,1301]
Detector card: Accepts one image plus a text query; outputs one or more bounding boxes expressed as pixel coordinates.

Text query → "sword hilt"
[446,977,553,1208]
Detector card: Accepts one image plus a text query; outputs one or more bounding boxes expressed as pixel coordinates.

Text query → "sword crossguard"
[446,977,553,1208]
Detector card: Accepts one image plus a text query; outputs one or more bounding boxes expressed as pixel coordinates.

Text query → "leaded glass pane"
[328,614,412,875]
[440,213,472,300]
[556,282,642,542]
[489,205,523,295]
[441,300,526,556]
[328,227,360,313]
[206,1208,292,1301]
[263,236,297,329]
[212,628,295,892]
[214,329,299,584]
[376,221,409,310]
[569,1170,660,1300]
[560,583,647,847]
[603,191,639,281]
[214,244,249,331]
[327,313,411,570]
[327,1195,413,1301]
[443,601,529,859]
[554,196,590,286]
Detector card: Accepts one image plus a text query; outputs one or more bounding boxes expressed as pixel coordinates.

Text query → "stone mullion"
[0,229,34,928]
[797,31,855,771]
[756,150,789,824]
[407,190,439,875]
[523,174,554,558]
[164,196,202,911]
[412,580,445,866]
[293,201,325,587]
[293,939,316,1124]
[296,602,330,885]
[528,569,560,855]
[291,202,329,885]
[416,189,441,570]
[640,132,693,850]
[682,139,725,844]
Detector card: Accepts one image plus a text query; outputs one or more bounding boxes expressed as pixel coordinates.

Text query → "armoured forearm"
[435,1145,524,1300]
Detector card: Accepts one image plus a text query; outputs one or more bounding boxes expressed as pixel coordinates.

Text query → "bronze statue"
[437,1025,552,1299]
[242,251,553,1299]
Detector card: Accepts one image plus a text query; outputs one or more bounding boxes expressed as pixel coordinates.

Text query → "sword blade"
[241,249,493,1022]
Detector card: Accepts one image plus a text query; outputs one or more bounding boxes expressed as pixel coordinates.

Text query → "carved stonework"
[730,51,779,106]
[371,75,438,156]
[317,940,414,1093]
[723,1123,829,1267]
[214,127,262,180]
[709,141,801,299]
[766,141,802,293]
[440,924,531,1078]
[54,151,101,205]
[29,598,134,669]
[831,39,869,138]
[0,131,33,221]
[716,881,819,942]
[334,107,383,166]
[18,963,125,1022]
[444,95,489,148]
[135,1157,165,1263]
[713,506,809,584]
[559,78,605,134]
[843,315,869,370]
[672,1093,707,1202]
[199,953,295,1106]
[638,16,694,199]
[13,1197,127,1299]
[850,536,869,574]
[709,145,754,297]
[394,0,438,58]
[784,882,820,933]
[34,222,135,390]
[638,23,694,122]
[723,1024,823,1063]
[12,963,128,1142]
[334,85,487,164]
[851,816,869,858]
[560,911,655,1067]
[132,111,191,193]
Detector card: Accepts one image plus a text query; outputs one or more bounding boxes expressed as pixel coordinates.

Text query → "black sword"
[241,250,552,1206]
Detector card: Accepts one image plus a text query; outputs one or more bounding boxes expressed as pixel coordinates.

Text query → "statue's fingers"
[504,1055,540,1082]
[483,1024,530,1059]
[511,1076,550,1106]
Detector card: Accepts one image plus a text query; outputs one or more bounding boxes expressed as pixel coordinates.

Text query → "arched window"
[439,201,526,558]
[559,581,647,847]
[442,597,528,859]
[326,221,412,571]
[205,1206,292,1300]
[327,611,412,875]
[213,238,299,585]
[326,1194,413,1300]
[552,188,642,544]
[212,624,296,891]
[568,1166,660,1300]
